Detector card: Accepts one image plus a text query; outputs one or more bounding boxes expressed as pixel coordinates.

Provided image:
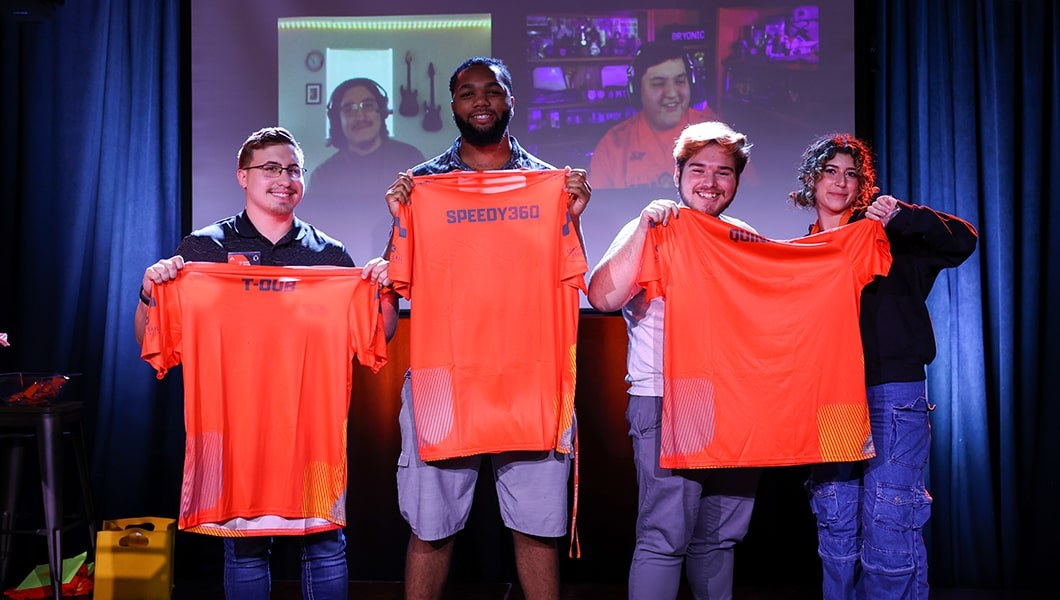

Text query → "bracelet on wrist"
[139,285,153,306]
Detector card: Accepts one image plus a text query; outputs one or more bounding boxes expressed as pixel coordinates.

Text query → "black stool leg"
[71,423,95,552]
[0,440,24,586]
[37,414,64,599]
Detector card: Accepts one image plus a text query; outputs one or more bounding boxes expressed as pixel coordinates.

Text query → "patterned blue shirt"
[411,135,553,175]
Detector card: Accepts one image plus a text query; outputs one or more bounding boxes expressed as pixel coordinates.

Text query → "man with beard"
[589,41,724,189]
[586,121,760,599]
[382,57,591,600]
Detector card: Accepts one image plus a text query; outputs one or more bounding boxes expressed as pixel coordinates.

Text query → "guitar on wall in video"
[422,62,443,132]
[399,51,419,117]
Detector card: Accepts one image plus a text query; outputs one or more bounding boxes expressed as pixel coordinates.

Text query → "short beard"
[454,108,512,147]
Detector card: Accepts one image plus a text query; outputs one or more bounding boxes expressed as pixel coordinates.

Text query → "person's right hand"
[385,170,415,217]
[142,255,186,297]
[640,199,682,227]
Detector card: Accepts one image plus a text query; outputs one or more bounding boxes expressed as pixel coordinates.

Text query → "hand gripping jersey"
[389,169,587,461]
[141,262,387,536]
[639,209,892,468]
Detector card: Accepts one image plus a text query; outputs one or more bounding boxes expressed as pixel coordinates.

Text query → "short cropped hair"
[673,121,752,177]
[448,57,514,96]
[237,127,304,169]
[789,134,878,210]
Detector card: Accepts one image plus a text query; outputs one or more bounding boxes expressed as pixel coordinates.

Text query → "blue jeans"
[807,381,933,600]
[627,395,759,600]
[223,529,348,600]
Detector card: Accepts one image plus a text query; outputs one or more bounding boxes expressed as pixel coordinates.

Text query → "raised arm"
[866,195,978,266]
[587,199,680,312]
[134,255,186,345]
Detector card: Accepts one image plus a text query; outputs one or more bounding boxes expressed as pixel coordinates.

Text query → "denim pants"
[807,381,933,600]
[223,529,348,600]
[627,395,759,600]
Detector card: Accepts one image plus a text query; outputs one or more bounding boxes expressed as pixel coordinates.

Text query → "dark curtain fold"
[2,0,185,518]
[1,0,1056,591]
[873,0,1059,589]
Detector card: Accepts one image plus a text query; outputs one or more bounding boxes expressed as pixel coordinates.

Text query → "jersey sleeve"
[388,203,413,300]
[349,275,389,374]
[555,181,589,293]
[140,275,183,379]
[637,222,667,302]
[848,219,893,287]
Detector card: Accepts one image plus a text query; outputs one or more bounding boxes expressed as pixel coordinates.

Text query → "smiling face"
[451,63,513,146]
[339,84,384,154]
[812,152,860,221]
[640,58,691,131]
[675,143,738,216]
[237,143,303,218]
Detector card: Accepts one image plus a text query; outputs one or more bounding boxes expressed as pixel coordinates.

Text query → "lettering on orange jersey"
[242,278,298,292]
[445,205,541,224]
[728,228,771,244]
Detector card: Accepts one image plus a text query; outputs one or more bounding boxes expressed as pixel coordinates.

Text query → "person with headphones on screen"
[310,77,426,215]
[589,41,724,189]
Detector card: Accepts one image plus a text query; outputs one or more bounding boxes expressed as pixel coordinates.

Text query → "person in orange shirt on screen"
[589,41,724,189]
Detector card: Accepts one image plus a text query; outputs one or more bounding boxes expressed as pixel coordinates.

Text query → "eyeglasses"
[339,100,380,116]
[242,163,307,180]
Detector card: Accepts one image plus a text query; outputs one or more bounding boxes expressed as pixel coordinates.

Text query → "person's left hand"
[865,194,902,226]
[361,257,392,287]
[564,167,591,218]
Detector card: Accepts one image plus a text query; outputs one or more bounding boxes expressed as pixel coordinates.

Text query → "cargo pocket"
[889,396,931,469]
[864,483,930,575]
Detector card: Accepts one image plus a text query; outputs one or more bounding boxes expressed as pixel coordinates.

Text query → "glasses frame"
[339,100,381,116]
[241,163,307,180]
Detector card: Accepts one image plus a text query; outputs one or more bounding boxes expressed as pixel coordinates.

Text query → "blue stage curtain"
[873,0,1059,589]
[8,0,185,518]
[1,0,1056,591]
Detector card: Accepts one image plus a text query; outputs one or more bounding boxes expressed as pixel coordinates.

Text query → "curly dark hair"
[789,134,879,211]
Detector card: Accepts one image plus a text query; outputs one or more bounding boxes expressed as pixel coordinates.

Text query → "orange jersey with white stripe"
[639,210,891,468]
[389,170,587,461]
[141,262,387,536]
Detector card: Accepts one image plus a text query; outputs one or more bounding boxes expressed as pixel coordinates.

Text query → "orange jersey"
[141,262,387,536]
[589,107,722,188]
[389,170,587,461]
[639,210,892,468]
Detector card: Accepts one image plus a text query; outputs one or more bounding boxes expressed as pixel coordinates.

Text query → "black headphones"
[326,77,393,119]
[626,42,699,110]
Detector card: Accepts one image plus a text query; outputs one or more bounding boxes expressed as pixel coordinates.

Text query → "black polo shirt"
[175,210,354,267]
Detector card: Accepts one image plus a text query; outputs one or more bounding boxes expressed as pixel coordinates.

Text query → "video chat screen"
[191,1,854,306]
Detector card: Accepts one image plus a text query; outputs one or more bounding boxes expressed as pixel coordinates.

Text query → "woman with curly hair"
[792,134,978,599]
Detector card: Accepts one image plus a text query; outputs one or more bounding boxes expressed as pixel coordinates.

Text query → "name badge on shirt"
[227,251,261,266]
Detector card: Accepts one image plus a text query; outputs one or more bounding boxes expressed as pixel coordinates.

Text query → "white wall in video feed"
[191,1,853,307]
[276,15,492,262]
